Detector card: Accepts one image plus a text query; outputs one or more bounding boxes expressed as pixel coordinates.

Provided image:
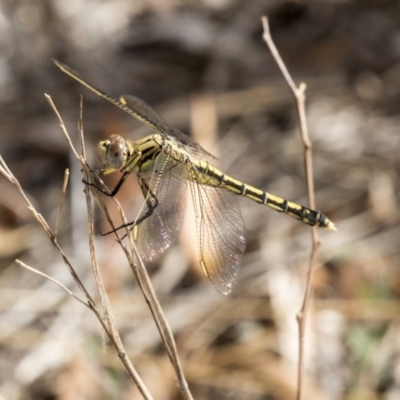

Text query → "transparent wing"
[189,179,246,295]
[121,95,241,291]
[52,62,217,162]
[121,94,217,164]
[134,151,187,262]
[120,94,168,131]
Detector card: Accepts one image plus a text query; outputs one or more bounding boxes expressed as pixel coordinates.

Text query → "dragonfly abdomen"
[262,192,330,229]
[241,183,335,230]
[191,161,335,231]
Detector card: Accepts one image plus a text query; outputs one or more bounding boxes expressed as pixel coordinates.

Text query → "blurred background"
[1,0,400,399]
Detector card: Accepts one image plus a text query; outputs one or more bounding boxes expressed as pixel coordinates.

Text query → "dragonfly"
[54,60,336,295]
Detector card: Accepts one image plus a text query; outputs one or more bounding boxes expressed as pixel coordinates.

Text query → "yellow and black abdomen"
[189,160,336,231]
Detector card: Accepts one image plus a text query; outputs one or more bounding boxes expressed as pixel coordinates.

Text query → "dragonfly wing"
[121,94,217,164]
[189,180,246,295]
[134,151,187,262]
[120,94,167,129]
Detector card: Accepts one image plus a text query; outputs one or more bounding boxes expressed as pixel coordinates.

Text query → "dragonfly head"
[97,134,128,171]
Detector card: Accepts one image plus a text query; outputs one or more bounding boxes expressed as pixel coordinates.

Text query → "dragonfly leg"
[83,171,130,197]
[99,177,159,237]
[135,176,159,223]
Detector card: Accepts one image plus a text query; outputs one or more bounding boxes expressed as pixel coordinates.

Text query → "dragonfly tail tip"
[325,221,337,231]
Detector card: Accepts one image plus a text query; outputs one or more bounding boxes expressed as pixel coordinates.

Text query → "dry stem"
[54,168,69,237]
[46,94,193,400]
[262,16,321,400]
[0,96,154,400]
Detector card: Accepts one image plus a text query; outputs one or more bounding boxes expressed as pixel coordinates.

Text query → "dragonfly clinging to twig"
[54,60,336,294]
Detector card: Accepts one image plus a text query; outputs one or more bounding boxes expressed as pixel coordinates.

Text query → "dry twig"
[262,16,322,400]
[54,168,69,237]
[46,94,193,400]
[0,96,154,400]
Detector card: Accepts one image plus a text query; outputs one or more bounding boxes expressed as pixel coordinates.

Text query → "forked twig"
[85,134,194,400]
[77,96,123,349]
[45,94,193,400]
[261,16,321,400]
[0,160,152,400]
[0,96,155,400]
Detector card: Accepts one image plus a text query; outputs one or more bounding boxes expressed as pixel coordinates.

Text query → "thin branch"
[45,94,81,161]
[0,95,155,399]
[262,15,321,400]
[49,90,194,399]
[261,18,298,95]
[87,173,194,400]
[47,94,192,399]
[0,156,96,305]
[55,168,69,237]
[16,259,89,307]
[78,97,118,338]
[125,230,193,399]
[55,95,154,400]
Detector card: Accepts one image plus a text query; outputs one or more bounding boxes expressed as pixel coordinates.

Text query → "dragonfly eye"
[106,140,126,169]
